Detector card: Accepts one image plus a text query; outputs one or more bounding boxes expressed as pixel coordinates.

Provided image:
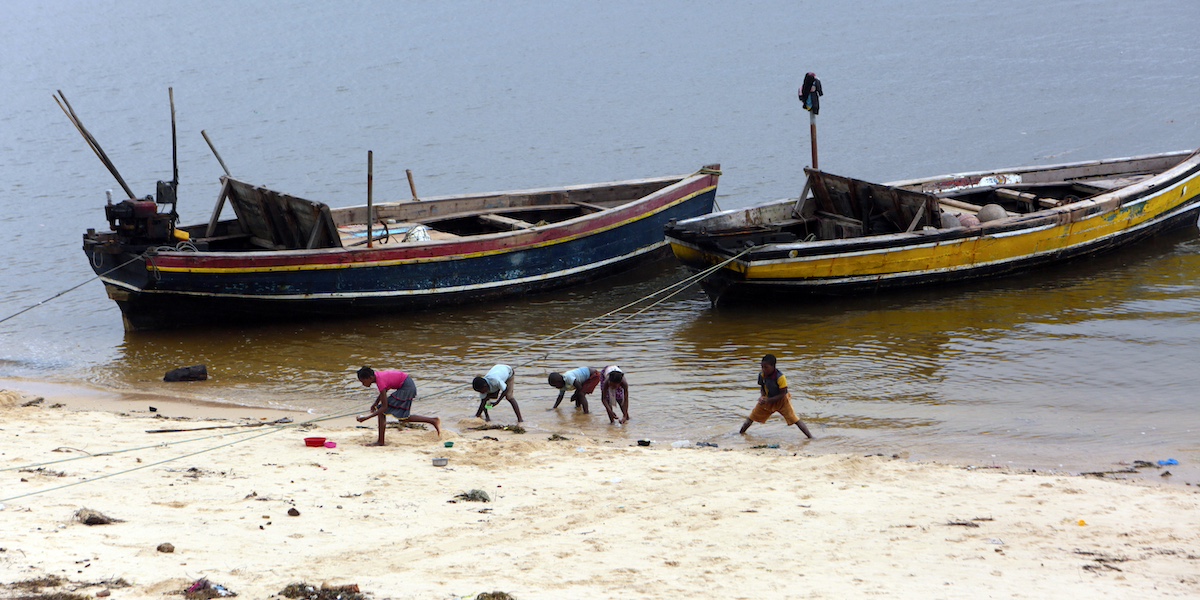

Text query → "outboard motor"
[104,181,178,245]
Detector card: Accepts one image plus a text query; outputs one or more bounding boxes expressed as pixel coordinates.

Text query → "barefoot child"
[548,366,600,413]
[599,365,630,424]
[739,354,813,439]
[472,364,524,423]
[356,366,441,445]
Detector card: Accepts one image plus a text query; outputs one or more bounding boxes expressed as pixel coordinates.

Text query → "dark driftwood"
[164,365,207,382]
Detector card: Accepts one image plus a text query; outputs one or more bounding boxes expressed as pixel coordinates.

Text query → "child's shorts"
[748,392,800,425]
[386,377,417,419]
[580,372,602,394]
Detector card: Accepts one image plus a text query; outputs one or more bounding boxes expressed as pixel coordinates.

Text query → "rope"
[0,426,282,504]
[522,248,751,360]
[0,252,146,327]
[0,407,365,504]
[0,410,355,475]
[409,244,757,402]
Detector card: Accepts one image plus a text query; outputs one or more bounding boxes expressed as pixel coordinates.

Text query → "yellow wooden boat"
[665,150,1200,304]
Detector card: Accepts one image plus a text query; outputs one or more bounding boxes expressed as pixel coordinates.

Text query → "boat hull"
[97,245,675,329]
[667,152,1200,305]
[86,170,718,329]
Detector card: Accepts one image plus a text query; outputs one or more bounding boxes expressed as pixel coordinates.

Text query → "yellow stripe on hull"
[676,173,1200,282]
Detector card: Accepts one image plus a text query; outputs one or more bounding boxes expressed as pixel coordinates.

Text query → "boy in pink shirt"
[356,366,441,446]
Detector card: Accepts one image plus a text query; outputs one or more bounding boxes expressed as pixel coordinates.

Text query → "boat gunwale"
[886,149,1194,188]
[152,169,718,269]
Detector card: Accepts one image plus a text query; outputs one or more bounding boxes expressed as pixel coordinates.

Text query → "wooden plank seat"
[995,187,1059,209]
[479,213,538,230]
[937,197,984,214]
[337,222,462,246]
[938,197,1021,217]
[994,187,1038,204]
[572,200,609,213]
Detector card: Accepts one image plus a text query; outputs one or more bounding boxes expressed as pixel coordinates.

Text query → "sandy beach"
[1,386,1198,600]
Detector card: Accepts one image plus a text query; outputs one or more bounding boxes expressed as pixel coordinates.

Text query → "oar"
[145,417,293,434]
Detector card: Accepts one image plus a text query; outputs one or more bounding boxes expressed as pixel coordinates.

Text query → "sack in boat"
[403,225,431,242]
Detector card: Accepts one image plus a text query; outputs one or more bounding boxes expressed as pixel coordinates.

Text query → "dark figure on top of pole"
[798,72,823,169]
[799,72,822,115]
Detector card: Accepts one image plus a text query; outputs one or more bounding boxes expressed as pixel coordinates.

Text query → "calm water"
[2,1,1199,481]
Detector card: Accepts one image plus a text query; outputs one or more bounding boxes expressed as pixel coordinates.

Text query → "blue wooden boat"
[84,167,720,329]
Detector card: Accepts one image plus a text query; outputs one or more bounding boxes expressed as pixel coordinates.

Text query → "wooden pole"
[201,131,231,237]
[809,112,819,170]
[406,168,419,201]
[201,130,231,176]
[169,87,178,184]
[367,151,374,248]
[205,179,231,238]
[792,177,812,218]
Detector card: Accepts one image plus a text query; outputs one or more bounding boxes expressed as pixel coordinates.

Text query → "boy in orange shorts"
[739,354,813,439]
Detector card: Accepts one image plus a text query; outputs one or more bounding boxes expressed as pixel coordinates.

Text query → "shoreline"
[2,384,1199,599]
[4,376,1195,489]
[0,378,310,421]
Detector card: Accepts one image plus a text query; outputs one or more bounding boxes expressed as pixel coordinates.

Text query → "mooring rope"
[516,245,756,365]
[0,406,375,504]
[0,407,361,476]
[410,244,758,403]
[0,425,283,504]
[0,252,146,327]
